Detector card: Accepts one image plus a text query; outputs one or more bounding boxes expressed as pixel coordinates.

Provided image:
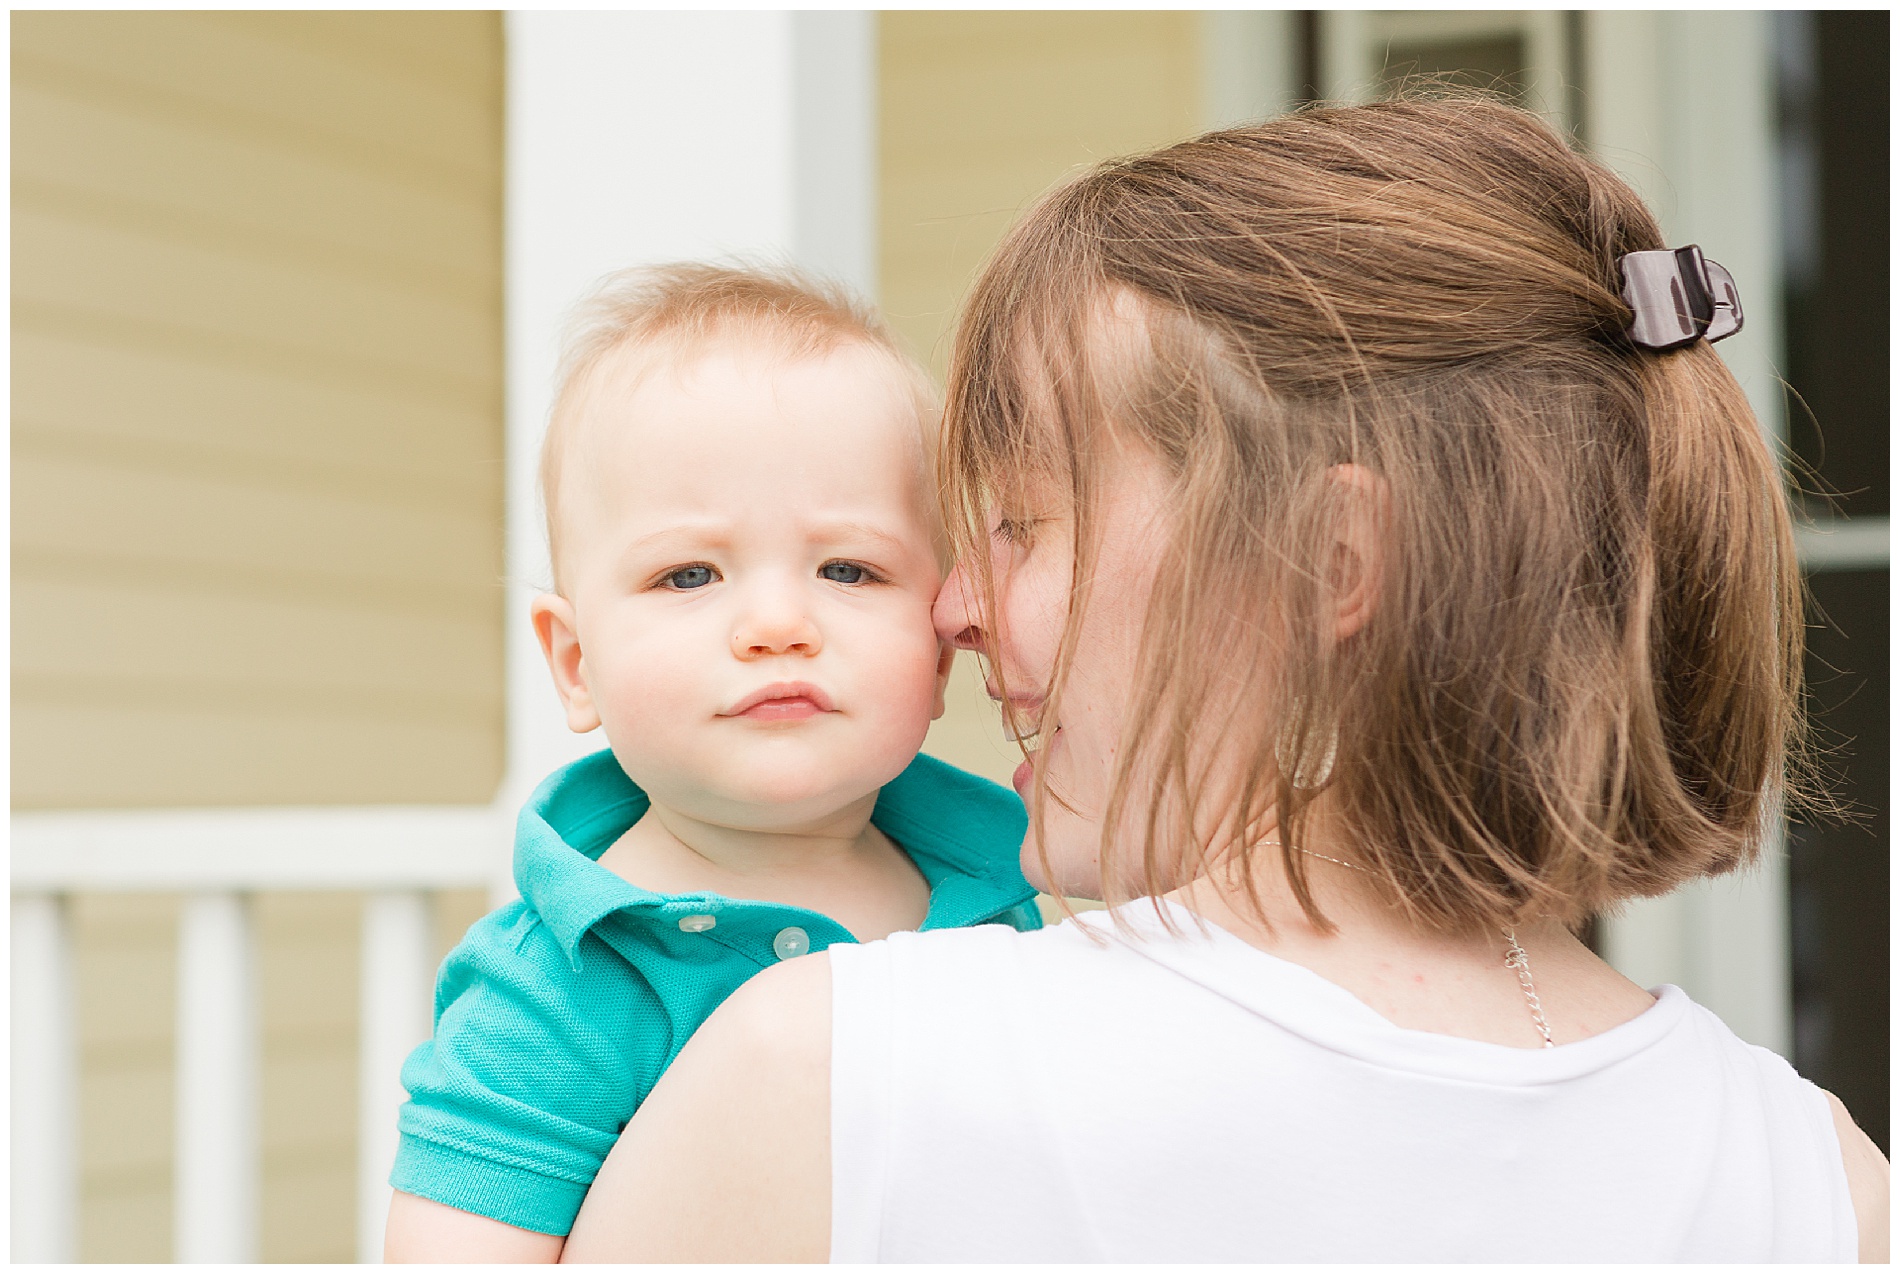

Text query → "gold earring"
[1275,702,1338,790]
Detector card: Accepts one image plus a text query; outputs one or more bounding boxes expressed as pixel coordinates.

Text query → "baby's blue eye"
[667,565,715,590]
[820,561,867,585]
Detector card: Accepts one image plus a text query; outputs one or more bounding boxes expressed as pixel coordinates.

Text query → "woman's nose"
[731,587,822,659]
[932,560,986,652]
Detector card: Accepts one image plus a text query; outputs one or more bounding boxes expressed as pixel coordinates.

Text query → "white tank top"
[828,901,1856,1262]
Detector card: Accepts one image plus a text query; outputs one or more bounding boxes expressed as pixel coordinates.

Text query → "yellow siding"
[879,11,1203,378]
[72,893,176,1262]
[11,11,505,809]
[256,893,360,1263]
[13,11,504,1259]
[889,12,1204,786]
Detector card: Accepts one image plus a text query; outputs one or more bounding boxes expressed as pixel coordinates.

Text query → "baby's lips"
[721,680,837,716]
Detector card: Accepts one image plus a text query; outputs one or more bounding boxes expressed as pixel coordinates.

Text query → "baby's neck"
[596,795,931,940]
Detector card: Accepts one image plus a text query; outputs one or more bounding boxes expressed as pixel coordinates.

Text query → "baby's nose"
[731,597,822,659]
[732,629,818,658]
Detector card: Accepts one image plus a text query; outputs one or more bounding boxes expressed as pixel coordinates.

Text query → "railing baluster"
[175,891,258,1262]
[356,890,434,1263]
[11,807,501,1260]
[11,893,78,1262]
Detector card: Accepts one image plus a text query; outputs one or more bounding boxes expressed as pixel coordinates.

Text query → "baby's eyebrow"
[628,523,733,552]
[807,521,915,557]
[624,521,915,558]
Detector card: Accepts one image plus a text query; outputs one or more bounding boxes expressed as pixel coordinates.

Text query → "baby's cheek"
[593,654,696,757]
[872,616,948,731]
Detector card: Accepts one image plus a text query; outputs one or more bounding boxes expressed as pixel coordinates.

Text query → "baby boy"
[383,265,1039,1259]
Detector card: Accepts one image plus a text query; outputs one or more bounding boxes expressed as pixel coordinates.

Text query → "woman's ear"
[931,641,958,720]
[1325,463,1389,643]
[530,593,603,734]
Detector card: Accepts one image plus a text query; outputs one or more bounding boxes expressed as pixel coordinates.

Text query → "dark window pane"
[1789,567,1890,1153]
[1379,36,1529,105]
[1780,11,1889,519]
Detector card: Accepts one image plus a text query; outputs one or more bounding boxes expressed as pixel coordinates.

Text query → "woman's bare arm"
[1828,1092,1890,1263]
[560,953,833,1263]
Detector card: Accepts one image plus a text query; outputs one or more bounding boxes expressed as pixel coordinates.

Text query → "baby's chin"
[636,740,922,832]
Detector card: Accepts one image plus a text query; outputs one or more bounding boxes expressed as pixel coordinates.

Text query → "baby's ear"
[931,642,957,721]
[530,593,602,734]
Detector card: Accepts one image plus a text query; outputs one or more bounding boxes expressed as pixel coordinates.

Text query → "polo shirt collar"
[514,748,1033,964]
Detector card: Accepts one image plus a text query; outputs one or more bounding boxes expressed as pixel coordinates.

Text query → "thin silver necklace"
[1291,846,1556,1048]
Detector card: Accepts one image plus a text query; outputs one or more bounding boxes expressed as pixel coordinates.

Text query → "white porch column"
[792,12,878,298]
[499,12,878,898]
[11,893,78,1263]
[1584,11,1791,1055]
[1200,11,1300,129]
[356,890,435,1263]
[174,891,258,1262]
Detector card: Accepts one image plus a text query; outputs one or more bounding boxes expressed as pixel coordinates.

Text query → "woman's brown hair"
[944,96,1810,934]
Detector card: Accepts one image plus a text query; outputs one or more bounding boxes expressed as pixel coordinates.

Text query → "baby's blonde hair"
[542,262,938,589]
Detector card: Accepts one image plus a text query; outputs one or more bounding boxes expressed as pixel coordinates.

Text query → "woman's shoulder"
[840,906,1125,975]
[828,905,1220,1048]
[697,918,1083,1079]
[1826,1092,1890,1262]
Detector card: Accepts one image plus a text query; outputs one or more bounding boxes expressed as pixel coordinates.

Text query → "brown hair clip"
[1618,245,1744,351]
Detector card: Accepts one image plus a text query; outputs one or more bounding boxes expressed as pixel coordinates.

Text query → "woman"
[560,98,1889,1262]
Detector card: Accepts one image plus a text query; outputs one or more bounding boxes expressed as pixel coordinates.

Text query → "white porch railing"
[10,807,507,1263]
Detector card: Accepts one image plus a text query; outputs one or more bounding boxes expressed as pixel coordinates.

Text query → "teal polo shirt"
[391,747,1040,1236]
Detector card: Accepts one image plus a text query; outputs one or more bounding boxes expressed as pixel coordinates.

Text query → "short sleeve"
[390,906,671,1236]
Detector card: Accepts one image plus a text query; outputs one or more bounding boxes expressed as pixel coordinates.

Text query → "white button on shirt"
[773,926,811,960]
[677,914,716,933]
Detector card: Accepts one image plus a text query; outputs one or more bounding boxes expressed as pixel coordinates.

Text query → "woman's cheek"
[1001,566,1070,688]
